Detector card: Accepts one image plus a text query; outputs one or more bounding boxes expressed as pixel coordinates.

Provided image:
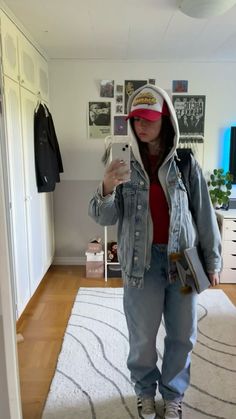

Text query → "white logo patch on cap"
[131,88,164,112]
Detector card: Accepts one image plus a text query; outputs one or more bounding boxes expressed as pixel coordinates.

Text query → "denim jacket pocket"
[168,177,188,206]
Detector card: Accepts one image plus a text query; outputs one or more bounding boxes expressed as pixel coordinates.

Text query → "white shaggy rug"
[42,288,236,419]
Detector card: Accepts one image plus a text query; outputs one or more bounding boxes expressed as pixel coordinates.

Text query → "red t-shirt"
[148,155,170,244]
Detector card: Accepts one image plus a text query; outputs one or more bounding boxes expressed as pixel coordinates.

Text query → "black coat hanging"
[34,103,63,192]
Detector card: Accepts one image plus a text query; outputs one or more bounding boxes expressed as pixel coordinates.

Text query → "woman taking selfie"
[89,84,221,419]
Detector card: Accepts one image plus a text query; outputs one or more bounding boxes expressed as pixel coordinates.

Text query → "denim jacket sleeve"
[190,157,222,273]
[88,182,122,226]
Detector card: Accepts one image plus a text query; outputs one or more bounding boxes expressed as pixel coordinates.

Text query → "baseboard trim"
[53,256,86,265]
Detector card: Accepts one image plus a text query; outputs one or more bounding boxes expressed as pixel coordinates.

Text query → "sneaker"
[137,396,157,419]
[164,399,182,419]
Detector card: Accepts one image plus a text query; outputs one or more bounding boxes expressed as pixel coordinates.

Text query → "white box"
[85,251,104,262]
[86,261,104,278]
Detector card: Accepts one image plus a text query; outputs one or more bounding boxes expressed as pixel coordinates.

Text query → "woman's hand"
[103,159,130,196]
[208,272,220,287]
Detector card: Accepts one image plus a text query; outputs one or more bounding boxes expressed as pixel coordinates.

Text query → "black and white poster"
[172,95,206,138]
[88,102,111,139]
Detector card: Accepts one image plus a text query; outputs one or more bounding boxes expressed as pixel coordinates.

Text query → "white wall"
[49,60,236,261]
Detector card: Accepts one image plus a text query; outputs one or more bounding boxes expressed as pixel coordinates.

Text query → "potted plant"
[207,168,233,209]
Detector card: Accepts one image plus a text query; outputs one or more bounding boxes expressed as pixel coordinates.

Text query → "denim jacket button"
[134,256,138,261]
[135,231,140,236]
[139,181,144,186]
[137,205,142,210]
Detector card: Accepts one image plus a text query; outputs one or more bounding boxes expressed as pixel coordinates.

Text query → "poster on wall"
[116,84,123,93]
[124,80,147,113]
[116,105,123,113]
[148,79,156,85]
[116,94,123,106]
[172,80,188,93]
[100,80,114,98]
[114,116,128,135]
[172,95,206,138]
[88,101,111,139]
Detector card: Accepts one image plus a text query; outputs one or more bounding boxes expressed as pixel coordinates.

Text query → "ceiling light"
[178,0,236,18]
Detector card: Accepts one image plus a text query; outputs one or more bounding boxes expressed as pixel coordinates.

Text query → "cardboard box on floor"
[86,261,104,278]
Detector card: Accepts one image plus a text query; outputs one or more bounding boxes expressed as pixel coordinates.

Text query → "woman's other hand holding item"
[208,272,220,287]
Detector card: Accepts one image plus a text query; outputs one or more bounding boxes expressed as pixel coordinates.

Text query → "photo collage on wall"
[88,78,205,142]
[88,79,157,139]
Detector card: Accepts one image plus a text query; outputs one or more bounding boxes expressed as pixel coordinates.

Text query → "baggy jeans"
[123,244,198,400]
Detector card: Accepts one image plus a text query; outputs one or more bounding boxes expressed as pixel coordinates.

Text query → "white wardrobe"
[0,10,54,319]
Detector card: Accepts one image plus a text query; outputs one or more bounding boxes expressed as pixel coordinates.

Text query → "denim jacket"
[88,85,222,288]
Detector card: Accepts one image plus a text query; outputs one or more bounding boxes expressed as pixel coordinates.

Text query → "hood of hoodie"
[127,84,179,168]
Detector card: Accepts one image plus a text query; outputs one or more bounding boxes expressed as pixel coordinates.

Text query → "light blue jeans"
[123,244,198,400]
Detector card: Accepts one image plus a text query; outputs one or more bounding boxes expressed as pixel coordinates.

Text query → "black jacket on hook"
[34,103,63,192]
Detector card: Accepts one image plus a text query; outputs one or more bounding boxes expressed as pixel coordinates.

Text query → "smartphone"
[111,141,131,182]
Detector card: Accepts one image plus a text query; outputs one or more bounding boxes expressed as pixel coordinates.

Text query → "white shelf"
[107,262,120,265]
[104,225,121,280]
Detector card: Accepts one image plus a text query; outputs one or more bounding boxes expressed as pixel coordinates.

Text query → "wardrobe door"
[20,87,44,294]
[0,12,20,83]
[3,76,30,318]
[36,53,49,102]
[18,33,37,94]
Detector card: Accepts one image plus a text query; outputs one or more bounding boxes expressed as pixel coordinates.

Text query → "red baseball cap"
[126,88,169,121]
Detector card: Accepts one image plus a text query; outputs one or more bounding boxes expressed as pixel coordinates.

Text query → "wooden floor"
[17,265,236,419]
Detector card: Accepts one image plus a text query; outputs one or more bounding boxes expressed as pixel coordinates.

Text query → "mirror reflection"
[1,1,236,418]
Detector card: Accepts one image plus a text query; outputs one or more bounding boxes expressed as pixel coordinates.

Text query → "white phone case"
[111,142,131,182]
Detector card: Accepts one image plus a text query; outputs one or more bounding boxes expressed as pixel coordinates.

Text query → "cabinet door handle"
[230,268,236,270]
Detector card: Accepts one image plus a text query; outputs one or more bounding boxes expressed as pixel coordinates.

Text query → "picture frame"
[172,95,206,138]
[88,101,111,138]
